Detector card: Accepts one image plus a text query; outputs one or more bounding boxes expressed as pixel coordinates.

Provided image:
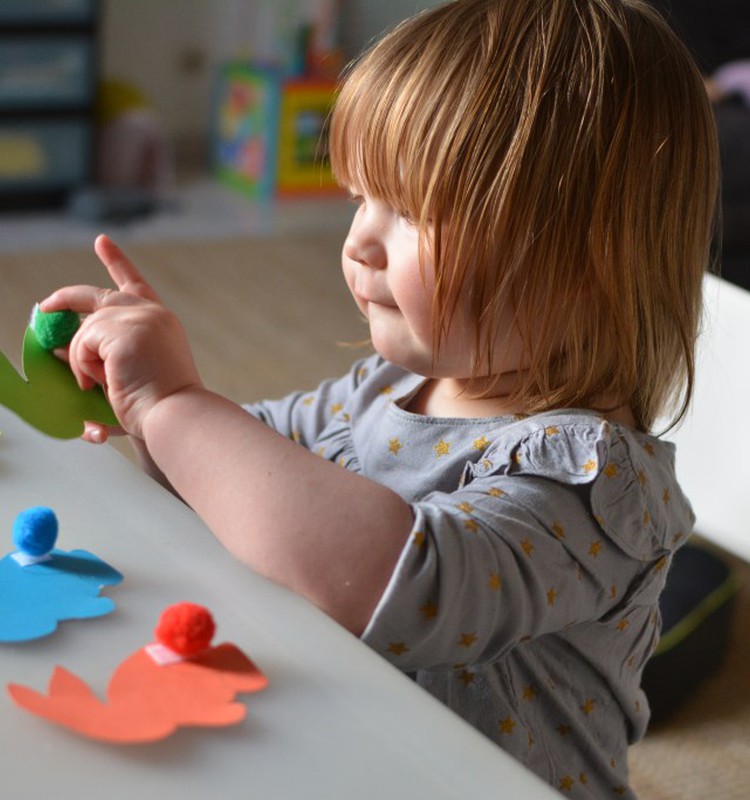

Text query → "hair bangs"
[330,12,477,228]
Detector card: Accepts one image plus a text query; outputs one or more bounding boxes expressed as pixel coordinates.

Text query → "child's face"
[342,191,523,382]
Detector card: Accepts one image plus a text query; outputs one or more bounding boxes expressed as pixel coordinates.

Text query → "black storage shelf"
[0,0,99,209]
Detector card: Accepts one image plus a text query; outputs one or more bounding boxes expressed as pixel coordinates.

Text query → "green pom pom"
[32,306,80,350]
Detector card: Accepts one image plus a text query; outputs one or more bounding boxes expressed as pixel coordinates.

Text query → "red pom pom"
[154,602,216,656]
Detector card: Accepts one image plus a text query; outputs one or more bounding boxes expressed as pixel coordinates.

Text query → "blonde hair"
[329,0,719,432]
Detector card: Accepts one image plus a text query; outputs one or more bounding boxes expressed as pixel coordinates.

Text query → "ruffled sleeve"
[242,354,382,448]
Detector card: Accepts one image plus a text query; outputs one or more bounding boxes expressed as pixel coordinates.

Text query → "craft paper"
[8,643,268,742]
[0,326,118,439]
[0,548,123,642]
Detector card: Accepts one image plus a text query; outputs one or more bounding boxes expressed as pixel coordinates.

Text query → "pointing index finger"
[94,234,160,301]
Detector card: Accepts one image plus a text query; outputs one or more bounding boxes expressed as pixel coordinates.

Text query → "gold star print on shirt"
[243,354,694,800]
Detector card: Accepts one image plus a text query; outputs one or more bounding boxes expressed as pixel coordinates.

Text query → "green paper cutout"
[0,327,118,439]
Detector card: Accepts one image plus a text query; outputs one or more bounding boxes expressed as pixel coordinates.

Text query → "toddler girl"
[42,0,719,796]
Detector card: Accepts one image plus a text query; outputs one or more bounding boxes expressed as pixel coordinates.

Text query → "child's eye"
[348,193,364,207]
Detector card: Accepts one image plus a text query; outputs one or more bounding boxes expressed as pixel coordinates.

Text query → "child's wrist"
[141,384,209,448]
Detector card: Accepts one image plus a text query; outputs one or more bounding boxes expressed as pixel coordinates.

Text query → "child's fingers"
[40,283,153,315]
[67,321,106,392]
[82,421,125,444]
[83,421,109,444]
[66,310,133,408]
[94,234,160,301]
[52,346,71,364]
[39,235,159,315]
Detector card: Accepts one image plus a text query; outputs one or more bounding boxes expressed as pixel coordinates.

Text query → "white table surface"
[0,407,557,800]
[664,274,750,562]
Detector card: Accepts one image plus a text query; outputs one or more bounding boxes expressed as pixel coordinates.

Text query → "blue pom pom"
[13,507,59,556]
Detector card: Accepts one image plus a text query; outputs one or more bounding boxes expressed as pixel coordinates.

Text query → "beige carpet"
[1,234,748,798]
[630,554,750,799]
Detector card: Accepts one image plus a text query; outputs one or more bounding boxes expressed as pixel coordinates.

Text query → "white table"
[0,407,556,800]
[664,274,750,562]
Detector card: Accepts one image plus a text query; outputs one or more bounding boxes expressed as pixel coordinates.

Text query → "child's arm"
[129,436,182,497]
[41,236,413,636]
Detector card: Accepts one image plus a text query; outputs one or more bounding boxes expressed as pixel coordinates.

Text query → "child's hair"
[329,0,720,432]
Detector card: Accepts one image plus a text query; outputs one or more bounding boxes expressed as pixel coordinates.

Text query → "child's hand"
[40,235,203,441]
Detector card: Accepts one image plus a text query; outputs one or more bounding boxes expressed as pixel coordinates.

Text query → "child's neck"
[406,377,639,429]
[406,378,525,419]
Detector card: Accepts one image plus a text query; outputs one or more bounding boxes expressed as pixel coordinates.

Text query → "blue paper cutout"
[0,548,123,643]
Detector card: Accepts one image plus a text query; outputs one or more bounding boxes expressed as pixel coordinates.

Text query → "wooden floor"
[1,230,749,799]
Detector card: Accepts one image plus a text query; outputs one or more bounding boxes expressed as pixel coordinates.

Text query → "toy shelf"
[0,0,99,210]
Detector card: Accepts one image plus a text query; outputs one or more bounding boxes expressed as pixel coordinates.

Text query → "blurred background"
[0,0,747,292]
[0,0,444,250]
[649,0,750,291]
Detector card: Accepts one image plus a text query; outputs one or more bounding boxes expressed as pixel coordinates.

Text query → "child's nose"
[343,221,386,270]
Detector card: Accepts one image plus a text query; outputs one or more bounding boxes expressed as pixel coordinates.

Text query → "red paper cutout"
[7,643,268,743]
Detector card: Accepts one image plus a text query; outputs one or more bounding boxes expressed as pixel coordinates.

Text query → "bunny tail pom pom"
[155,602,216,656]
[13,506,59,557]
[32,306,81,350]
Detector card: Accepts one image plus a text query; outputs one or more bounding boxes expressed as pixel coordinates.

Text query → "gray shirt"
[245,354,693,799]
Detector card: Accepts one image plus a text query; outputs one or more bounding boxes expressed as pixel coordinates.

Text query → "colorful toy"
[7,602,269,743]
[0,304,118,438]
[0,506,123,642]
[213,63,339,199]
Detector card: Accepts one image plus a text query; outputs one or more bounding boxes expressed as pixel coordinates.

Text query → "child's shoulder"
[469,410,692,559]
[469,409,660,476]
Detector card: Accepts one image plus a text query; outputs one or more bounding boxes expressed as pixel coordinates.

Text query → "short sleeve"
[243,354,381,448]
[361,418,670,672]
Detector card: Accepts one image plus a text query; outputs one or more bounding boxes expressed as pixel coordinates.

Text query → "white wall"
[100,0,219,143]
